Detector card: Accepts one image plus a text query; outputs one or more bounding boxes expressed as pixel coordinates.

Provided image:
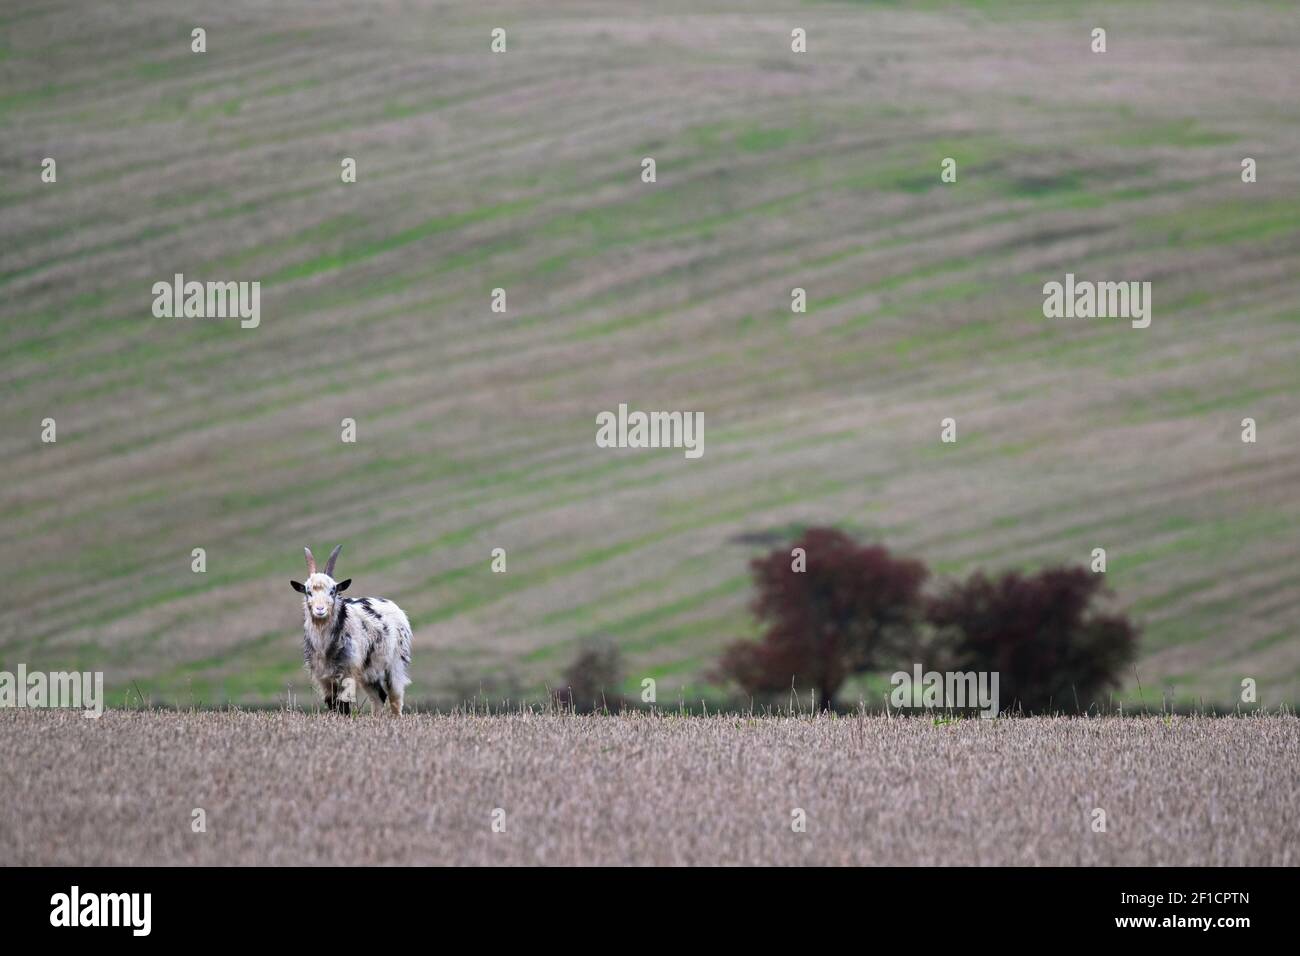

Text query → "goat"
[290,545,412,715]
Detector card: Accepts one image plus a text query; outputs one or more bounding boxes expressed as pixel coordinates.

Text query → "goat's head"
[290,545,351,621]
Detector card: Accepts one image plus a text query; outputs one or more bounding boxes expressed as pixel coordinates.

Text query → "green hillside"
[2,0,1297,708]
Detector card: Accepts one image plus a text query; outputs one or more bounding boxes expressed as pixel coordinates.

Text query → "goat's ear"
[290,580,306,594]
[335,578,352,593]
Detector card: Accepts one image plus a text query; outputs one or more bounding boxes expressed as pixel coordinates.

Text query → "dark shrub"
[927,566,1139,713]
[715,528,929,709]
[555,640,624,713]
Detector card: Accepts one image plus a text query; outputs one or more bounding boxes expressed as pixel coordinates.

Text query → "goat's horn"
[324,544,342,577]
[304,547,317,576]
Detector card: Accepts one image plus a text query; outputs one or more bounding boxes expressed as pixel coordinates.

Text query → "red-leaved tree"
[715,528,929,709]
[927,566,1138,713]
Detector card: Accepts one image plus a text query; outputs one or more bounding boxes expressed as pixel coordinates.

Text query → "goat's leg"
[378,670,403,715]
[361,679,387,716]
[320,678,352,715]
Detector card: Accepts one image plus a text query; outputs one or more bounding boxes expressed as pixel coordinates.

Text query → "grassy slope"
[1,1,1297,708]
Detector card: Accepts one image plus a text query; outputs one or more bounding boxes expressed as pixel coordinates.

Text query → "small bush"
[555,640,623,713]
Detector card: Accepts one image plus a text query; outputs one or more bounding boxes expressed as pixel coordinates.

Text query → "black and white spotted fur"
[290,545,412,715]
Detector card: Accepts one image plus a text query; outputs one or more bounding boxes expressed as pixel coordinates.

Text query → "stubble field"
[1,710,1295,866]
